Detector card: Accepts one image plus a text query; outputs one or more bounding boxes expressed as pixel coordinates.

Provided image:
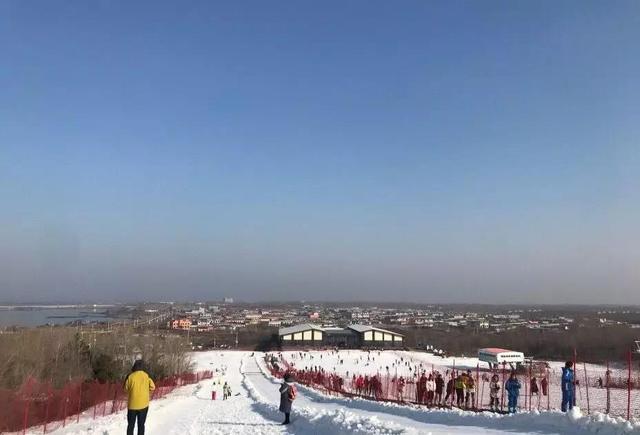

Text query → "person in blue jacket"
[561,361,575,412]
[504,372,521,413]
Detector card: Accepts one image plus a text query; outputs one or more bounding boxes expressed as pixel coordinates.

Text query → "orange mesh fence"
[0,371,212,434]
[268,351,640,421]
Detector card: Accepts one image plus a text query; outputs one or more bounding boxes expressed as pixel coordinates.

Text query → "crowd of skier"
[271,360,582,427]
[269,351,579,418]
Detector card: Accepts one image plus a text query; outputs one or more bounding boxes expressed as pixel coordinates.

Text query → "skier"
[355,375,364,395]
[426,374,436,406]
[372,374,383,399]
[417,372,427,404]
[435,373,444,405]
[561,361,575,412]
[223,382,231,400]
[505,372,521,414]
[279,372,296,425]
[530,377,539,396]
[489,374,500,411]
[465,370,476,409]
[444,374,455,405]
[541,376,548,396]
[454,374,466,407]
[124,359,156,435]
[397,376,406,402]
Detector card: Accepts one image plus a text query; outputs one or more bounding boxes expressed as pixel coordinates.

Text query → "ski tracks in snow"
[242,355,406,434]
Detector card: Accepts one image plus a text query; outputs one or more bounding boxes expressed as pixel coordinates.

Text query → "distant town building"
[170,318,192,330]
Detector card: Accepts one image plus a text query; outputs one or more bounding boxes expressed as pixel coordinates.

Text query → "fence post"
[501,362,506,412]
[385,373,390,402]
[528,362,532,412]
[583,362,590,414]
[111,387,118,415]
[62,387,68,428]
[605,360,610,414]
[77,382,82,423]
[102,384,108,417]
[93,381,98,420]
[573,349,577,408]
[523,365,528,412]
[22,379,32,435]
[536,369,540,411]
[628,349,632,421]
[480,373,485,411]
[546,367,550,411]
[475,363,480,410]
[43,383,51,434]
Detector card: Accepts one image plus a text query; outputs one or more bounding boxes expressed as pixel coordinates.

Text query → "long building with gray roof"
[278,324,404,348]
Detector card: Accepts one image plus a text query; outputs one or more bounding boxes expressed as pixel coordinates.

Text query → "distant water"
[0,307,116,327]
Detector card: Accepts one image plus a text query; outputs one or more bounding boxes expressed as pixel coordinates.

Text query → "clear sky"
[1,1,639,304]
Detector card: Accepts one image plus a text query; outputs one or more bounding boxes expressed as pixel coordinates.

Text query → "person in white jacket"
[426,375,436,406]
[489,374,501,411]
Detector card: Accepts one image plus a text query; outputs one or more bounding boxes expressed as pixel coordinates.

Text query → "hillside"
[31,351,640,435]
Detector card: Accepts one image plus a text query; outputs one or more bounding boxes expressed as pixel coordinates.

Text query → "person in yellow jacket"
[454,373,466,407]
[464,369,476,409]
[124,359,156,435]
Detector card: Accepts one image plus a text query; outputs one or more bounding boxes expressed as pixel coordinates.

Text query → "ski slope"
[29,351,640,435]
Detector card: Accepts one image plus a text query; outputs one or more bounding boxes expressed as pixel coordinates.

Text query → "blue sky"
[1,1,639,303]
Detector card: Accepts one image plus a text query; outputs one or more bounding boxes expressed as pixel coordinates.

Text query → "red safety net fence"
[0,371,213,434]
[266,350,640,422]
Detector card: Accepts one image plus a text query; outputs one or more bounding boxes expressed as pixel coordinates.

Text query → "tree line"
[403,325,637,363]
[0,326,192,390]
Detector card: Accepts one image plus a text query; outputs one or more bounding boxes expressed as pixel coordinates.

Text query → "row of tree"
[0,326,192,389]
[403,324,637,363]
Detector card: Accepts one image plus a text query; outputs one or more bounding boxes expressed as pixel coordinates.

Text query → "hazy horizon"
[2,298,639,310]
[2,1,639,305]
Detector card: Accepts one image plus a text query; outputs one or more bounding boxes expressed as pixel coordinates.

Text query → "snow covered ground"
[27,350,640,435]
[31,351,285,435]
[280,349,609,379]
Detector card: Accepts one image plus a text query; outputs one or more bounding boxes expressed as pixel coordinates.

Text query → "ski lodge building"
[278,324,404,348]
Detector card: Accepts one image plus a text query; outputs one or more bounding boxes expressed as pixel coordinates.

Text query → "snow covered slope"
[29,351,640,435]
[279,348,637,419]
